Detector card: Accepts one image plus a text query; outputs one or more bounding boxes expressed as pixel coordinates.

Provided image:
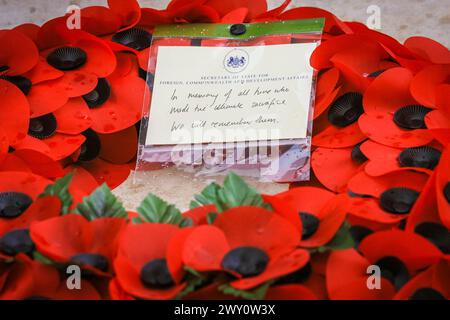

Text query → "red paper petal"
[347,197,407,224]
[43,133,86,161]
[23,57,64,84]
[205,0,267,19]
[182,205,217,226]
[255,0,291,20]
[65,165,99,196]
[348,170,428,198]
[410,64,450,108]
[221,8,249,23]
[13,135,52,158]
[313,119,366,148]
[314,67,341,119]
[79,158,131,189]
[54,98,92,135]
[139,8,173,27]
[327,249,395,300]
[108,0,142,31]
[13,149,64,179]
[12,23,40,44]
[0,171,51,199]
[98,126,138,164]
[359,230,443,270]
[404,36,450,64]
[47,71,98,98]
[436,147,450,229]
[90,74,148,134]
[79,6,122,35]
[279,7,352,34]
[312,147,363,192]
[0,80,29,145]
[265,284,317,300]
[0,30,39,76]
[27,82,69,118]
[358,112,433,148]
[214,207,301,253]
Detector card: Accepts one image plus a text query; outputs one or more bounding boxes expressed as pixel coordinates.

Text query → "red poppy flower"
[114,223,188,300]
[347,170,428,224]
[30,214,126,276]
[0,29,39,76]
[394,260,449,300]
[359,67,442,148]
[327,230,443,299]
[425,84,450,131]
[109,277,135,300]
[265,188,348,248]
[361,140,443,177]
[0,256,100,300]
[108,0,142,32]
[404,36,450,65]
[182,206,309,290]
[0,196,60,260]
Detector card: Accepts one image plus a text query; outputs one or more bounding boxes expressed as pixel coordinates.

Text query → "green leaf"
[137,194,184,226]
[75,184,127,221]
[317,221,355,253]
[190,183,222,210]
[218,282,272,300]
[39,173,74,214]
[217,172,269,211]
[33,251,55,266]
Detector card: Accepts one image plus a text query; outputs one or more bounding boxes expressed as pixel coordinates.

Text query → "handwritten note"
[146,43,317,145]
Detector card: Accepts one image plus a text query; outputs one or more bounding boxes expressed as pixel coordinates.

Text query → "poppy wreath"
[0,0,449,300]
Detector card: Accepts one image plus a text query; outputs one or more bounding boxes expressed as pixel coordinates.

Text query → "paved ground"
[1,0,449,210]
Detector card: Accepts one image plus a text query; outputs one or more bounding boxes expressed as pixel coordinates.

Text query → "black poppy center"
[82,78,111,108]
[0,75,32,95]
[47,47,87,71]
[393,105,432,130]
[0,229,35,256]
[408,288,446,300]
[414,222,450,254]
[70,253,109,272]
[112,28,152,51]
[367,70,386,78]
[351,143,368,163]
[28,114,57,139]
[398,146,441,170]
[349,225,374,247]
[376,256,410,290]
[140,258,175,289]
[221,246,269,278]
[0,65,9,72]
[0,192,33,218]
[328,92,364,127]
[79,129,101,162]
[299,212,320,240]
[379,188,419,214]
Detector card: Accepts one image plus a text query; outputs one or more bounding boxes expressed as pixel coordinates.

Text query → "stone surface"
[1,0,448,210]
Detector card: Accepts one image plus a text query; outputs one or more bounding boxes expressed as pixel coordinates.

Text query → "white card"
[145,43,317,146]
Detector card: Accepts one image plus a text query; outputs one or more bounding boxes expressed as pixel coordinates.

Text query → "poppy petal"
[265,284,317,300]
[183,225,230,271]
[43,133,86,161]
[205,0,267,19]
[23,57,64,84]
[108,0,142,31]
[12,23,40,44]
[436,148,450,229]
[358,112,433,148]
[47,71,98,98]
[231,249,310,290]
[98,126,138,164]
[327,249,395,300]
[410,64,450,108]
[313,119,366,148]
[404,36,450,65]
[90,74,148,134]
[0,171,51,200]
[314,67,341,119]
[27,82,69,118]
[221,8,249,23]
[79,158,131,189]
[347,197,408,224]
[312,147,363,193]
[0,80,29,145]
[13,149,64,179]
[214,207,301,252]
[79,6,122,36]
[363,67,416,115]
[54,98,92,135]
[0,30,39,76]
[359,230,443,270]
